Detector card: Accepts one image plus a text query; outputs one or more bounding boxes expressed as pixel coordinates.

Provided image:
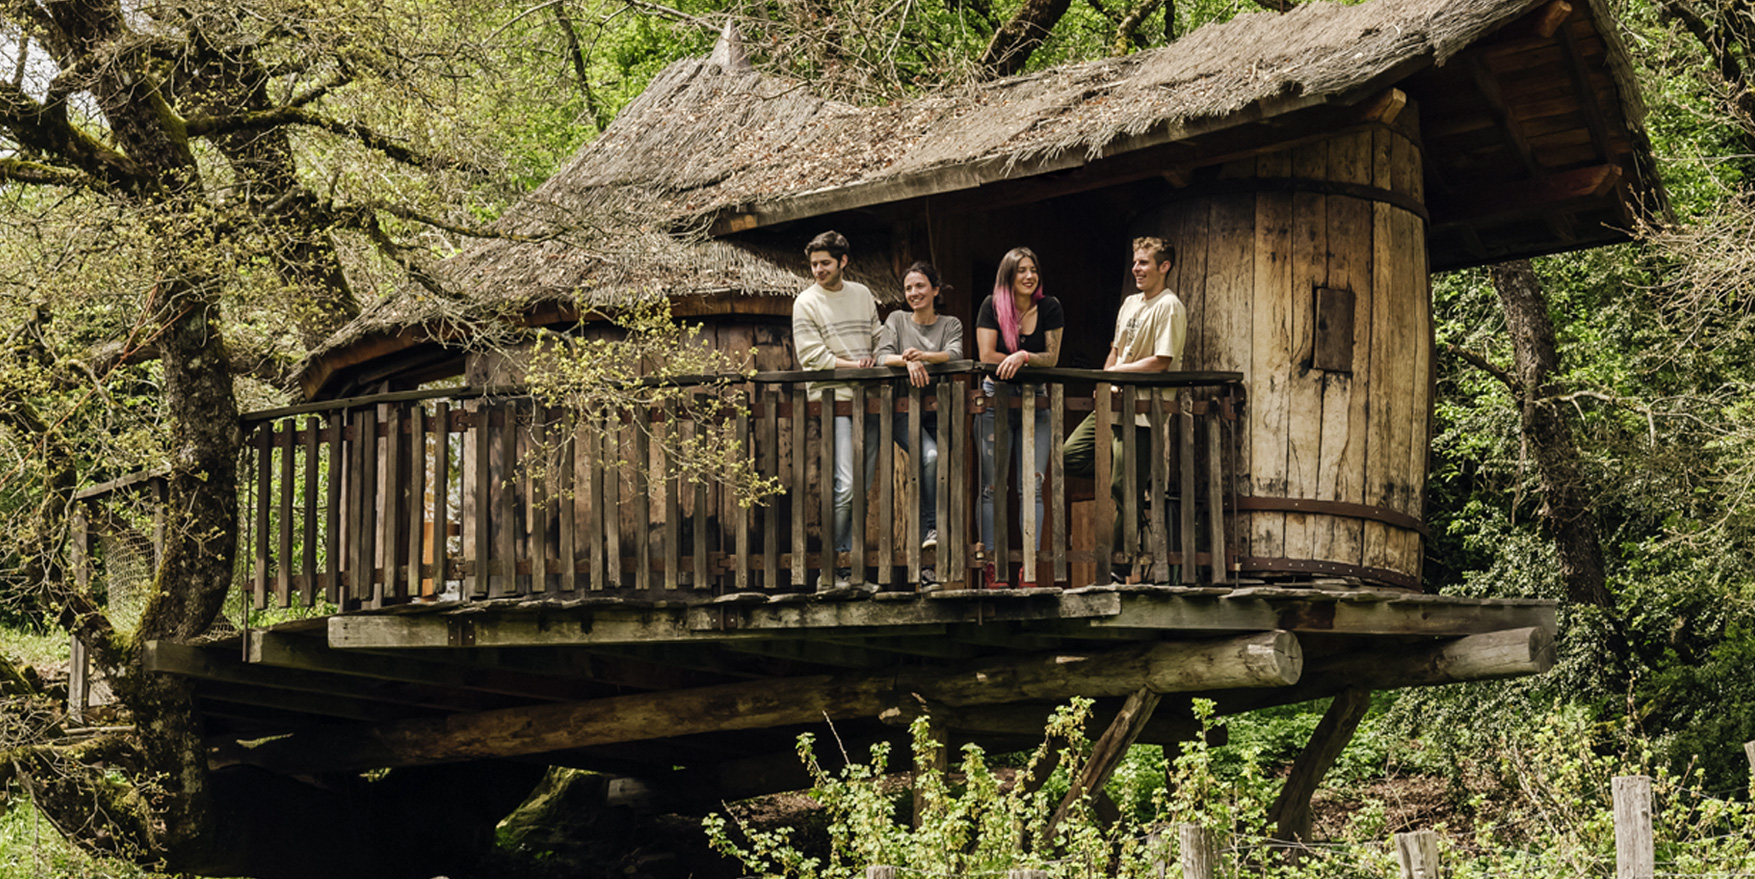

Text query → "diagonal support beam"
[1267,687,1372,842]
[1048,686,1163,833]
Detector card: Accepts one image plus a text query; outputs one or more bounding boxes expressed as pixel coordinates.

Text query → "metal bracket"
[447,617,477,647]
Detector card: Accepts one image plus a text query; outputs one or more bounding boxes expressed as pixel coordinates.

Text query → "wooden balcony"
[171,364,1248,610]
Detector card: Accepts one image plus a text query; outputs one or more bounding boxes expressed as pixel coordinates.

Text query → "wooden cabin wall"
[1133,119,1432,587]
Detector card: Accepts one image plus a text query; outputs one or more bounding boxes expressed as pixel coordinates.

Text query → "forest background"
[0,0,1753,873]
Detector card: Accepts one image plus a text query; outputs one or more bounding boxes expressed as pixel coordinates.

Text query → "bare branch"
[1444,342,1519,393]
[182,106,492,175]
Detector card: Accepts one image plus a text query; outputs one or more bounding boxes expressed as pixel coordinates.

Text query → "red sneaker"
[983,563,1008,589]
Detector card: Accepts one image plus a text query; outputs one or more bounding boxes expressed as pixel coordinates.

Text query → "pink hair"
[992,247,1044,353]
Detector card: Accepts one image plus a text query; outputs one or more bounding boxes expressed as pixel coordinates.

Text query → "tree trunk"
[1489,259,1614,608]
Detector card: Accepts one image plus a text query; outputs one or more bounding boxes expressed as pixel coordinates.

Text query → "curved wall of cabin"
[1131,123,1432,589]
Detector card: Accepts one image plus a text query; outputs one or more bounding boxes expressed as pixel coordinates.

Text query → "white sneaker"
[922,529,939,551]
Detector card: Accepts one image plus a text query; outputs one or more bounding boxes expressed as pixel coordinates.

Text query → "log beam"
[1212,626,1555,714]
[209,632,1301,774]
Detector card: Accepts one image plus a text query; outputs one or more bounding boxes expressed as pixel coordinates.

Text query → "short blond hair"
[1133,236,1175,270]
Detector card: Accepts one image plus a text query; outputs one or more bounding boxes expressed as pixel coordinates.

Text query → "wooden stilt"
[1267,686,1371,842]
[1048,685,1163,832]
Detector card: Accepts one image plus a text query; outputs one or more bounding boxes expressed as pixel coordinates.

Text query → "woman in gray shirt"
[875,261,963,557]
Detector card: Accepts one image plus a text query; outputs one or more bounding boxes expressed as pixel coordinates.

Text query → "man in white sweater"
[792,230,882,587]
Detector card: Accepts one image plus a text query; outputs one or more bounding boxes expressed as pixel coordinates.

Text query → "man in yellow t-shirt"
[1064,236,1186,577]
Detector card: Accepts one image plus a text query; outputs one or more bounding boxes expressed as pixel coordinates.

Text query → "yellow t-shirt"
[1111,290,1186,426]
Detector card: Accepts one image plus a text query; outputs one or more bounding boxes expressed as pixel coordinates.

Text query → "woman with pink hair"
[974,247,1063,588]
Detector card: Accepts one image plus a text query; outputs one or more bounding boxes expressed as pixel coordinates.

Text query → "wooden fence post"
[1006,870,1048,879]
[1179,823,1216,879]
[1393,830,1439,879]
[1613,775,1654,879]
[865,866,896,879]
[1744,740,1753,774]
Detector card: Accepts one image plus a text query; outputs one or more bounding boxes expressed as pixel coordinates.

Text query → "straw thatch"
[302,0,1601,392]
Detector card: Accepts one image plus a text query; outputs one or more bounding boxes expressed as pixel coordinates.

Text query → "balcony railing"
[74,364,1246,611]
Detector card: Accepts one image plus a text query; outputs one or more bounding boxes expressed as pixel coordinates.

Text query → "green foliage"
[523,297,782,509]
[0,799,157,879]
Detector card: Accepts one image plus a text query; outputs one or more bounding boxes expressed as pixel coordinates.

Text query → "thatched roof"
[298,0,1656,398]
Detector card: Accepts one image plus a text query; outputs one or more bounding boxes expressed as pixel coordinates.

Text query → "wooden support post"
[1393,829,1439,879]
[912,715,946,828]
[1745,740,1754,776]
[1180,823,1217,879]
[1269,687,1372,842]
[866,867,897,879]
[67,634,88,724]
[1049,685,1162,832]
[1613,775,1654,879]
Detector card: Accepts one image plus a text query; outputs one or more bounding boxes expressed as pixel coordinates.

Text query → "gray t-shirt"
[876,311,964,361]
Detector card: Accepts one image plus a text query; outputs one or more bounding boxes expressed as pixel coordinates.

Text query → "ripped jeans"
[978,379,1051,553]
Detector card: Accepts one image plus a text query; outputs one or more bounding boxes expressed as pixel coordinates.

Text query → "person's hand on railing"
[995,349,1030,380]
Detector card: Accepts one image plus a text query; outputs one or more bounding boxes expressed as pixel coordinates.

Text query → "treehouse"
[68,0,1660,868]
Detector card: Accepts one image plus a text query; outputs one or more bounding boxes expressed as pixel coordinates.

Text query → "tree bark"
[1489,259,1615,609]
[979,0,1073,77]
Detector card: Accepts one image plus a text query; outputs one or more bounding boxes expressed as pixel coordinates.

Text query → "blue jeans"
[892,414,938,533]
[833,415,882,555]
[979,379,1050,552]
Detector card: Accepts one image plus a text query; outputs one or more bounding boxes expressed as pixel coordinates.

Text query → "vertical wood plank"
[948,376,968,584]
[993,389,1011,577]
[634,410,651,592]
[583,416,603,591]
[1206,413,1227,584]
[359,407,379,605]
[253,427,271,608]
[432,403,450,594]
[471,403,491,597]
[530,410,551,596]
[935,382,952,584]
[301,418,319,607]
[1178,392,1197,585]
[405,405,426,600]
[1050,383,1067,585]
[380,405,403,605]
[1095,382,1114,584]
[692,393,709,591]
[819,388,837,585]
[762,386,779,590]
[1252,177,1294,564]
[792,384,808,588]
[1020,386,1037,586]
[1363,128,1397,576]
[850,385,866,588]
[880,383,895,587]
[1285,140,1328,567]
[1207,192,1255,555]
[1150,393,1169,583]
[663,398,680,591]
[735,394,752,592]
[906,382,922,586]
[324,412,343,604]
[1121,385,1139,563]
[559,411,578,594]
[496,403,518,597]
[276,423,294,608]
[1318,131,1372,569]
[602,418,622,589]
